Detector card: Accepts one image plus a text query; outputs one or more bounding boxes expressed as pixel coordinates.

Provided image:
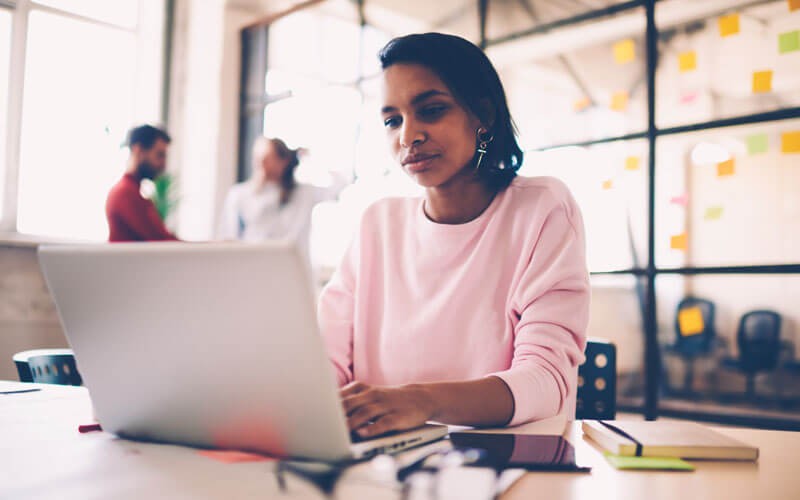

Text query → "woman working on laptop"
[319,33,589,438]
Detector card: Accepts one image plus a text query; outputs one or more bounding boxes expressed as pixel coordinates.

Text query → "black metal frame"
[238,0,800,428]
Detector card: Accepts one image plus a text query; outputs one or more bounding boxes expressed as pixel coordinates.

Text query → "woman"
[217,137,343,262]
[319,33,589,438]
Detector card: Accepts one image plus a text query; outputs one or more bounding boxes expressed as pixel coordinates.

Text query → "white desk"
[3,383,799,499]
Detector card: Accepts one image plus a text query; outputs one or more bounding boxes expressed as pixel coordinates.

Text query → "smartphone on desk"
[448,432,591,472]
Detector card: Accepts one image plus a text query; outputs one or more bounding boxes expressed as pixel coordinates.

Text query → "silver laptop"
[38,242,446,462]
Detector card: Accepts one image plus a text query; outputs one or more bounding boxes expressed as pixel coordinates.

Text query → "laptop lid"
[39,242,356,461]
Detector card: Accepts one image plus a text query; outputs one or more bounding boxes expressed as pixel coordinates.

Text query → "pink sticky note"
[670,194,689,206]
[197,449,276,463]
[680,91,698,104]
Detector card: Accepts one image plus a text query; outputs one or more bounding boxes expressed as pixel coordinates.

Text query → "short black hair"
[126,124,171,150]
[379,33,522,190]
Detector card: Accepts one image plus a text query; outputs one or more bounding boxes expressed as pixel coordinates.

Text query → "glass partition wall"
[239,0,800,429]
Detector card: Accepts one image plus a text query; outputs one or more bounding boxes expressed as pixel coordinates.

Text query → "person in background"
[217,136,345,262]
[106,124,179,242]
[319,33,590,438]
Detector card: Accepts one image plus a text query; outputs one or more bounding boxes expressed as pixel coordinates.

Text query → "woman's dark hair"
[269,137,301,207]
[379,33,522,190]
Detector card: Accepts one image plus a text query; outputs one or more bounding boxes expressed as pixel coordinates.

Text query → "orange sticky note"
[574,96,591,111]
[610,91,628,111]
[670,233,688,251]
[197,449,276,463]
[790,0,800,12]
[752,70,773,93]
[717,158,735,176]
[678,307,705,336]
[613,39,635,64]
[602,180,614,190]
[718,14,740,37]
[781,131,800,153]
[625,156,640,171]
[678,51,697,72]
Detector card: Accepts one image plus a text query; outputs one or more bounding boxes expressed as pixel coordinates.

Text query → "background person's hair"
[126,124,171,150]
[268,137,301,207]
[378,32,523,190]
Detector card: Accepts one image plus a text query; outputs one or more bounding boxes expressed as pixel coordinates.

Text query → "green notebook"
[605,453,694,471]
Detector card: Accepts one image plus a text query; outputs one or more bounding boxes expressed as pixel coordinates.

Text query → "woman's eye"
[420,105,447,119]
[384,116,401,128]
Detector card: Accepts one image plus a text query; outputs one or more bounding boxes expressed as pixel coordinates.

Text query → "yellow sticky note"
[613,39,635,64]
[625,156,640,171]
[610,91,628,111]
[704,206,724,221]
[790,0,800,12]
[781,131,800,153]
[678,307,705,336]
[602,180,614,190]
[752,70,773,93]
[574,96,591,112]
[670,233,688,251]
[678,51,697,72]
[718,14,740,37]
[717,158,735,177]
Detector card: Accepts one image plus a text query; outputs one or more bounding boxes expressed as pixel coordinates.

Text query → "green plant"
[151,173,180,222]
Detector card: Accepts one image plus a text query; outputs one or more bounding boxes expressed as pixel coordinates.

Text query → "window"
[0,9,11,221]
[0,0,164,240]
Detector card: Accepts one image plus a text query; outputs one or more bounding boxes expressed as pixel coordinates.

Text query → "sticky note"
[717,158,735,177]
[670,194,689,206]
[625,156,640,171]
[613,39,635,64]
[779,31,800,54]
[790,0,800,12]
[680,91,699,104]
[782,131,800,153]
[574,96,591,111]
[602,180,614,190]
[746,134,768,155]
[704,206,724,220]
[678,306,705,336]
[670,233,688,251]
[718,14,740,37]
[752,70,773,93]
[678,51,697,72]
[605,454,695,471]
[197,449,275,463]
[610,91,628,111]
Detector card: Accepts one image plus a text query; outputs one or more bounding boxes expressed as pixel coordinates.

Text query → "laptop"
[38,242,447,462]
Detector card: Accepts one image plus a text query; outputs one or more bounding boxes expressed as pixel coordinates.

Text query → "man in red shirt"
[106,125,179,242]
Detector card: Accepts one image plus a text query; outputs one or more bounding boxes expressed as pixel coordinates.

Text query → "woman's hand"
[340,382,437,438]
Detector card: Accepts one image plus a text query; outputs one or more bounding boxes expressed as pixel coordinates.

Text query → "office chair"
[664,296,723,395]
[721,310,783,400]
[13,349,83,386]
[576,339,617,420]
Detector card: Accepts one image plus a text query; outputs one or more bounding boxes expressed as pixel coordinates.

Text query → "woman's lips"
[404,155,439,173]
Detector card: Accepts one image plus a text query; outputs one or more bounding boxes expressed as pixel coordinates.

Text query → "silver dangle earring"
[475,127,494,171]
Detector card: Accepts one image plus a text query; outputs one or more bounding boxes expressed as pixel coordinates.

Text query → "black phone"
[448,432,591,472]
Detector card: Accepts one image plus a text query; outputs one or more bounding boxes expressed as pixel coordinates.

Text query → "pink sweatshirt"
[318,176,590,425]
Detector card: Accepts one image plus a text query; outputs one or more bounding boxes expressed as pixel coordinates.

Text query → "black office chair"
[576,339,616,420]
[721,310,783,400]
[13,349,83,386]
[664,296,723,395]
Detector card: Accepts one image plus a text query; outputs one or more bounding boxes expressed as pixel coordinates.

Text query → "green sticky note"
[779,31,800,54]
[747,134,768,155]
[704,206,724,221]
[605,454,695,471]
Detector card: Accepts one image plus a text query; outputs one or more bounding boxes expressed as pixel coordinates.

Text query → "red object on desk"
[78,423,103,433]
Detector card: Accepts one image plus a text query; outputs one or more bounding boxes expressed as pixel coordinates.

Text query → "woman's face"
[253,140,287,181]
[381,63,482,189]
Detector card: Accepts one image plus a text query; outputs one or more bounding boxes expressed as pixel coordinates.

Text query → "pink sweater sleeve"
[317,234,359,387]
[490,203,590,426]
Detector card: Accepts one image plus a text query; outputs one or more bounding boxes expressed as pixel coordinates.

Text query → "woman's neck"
[424,174,496,225]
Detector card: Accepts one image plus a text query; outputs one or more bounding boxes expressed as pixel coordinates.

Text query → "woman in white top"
[218,137,342,261]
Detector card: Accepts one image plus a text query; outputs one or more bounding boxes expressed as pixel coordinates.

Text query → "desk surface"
[3,382,799,500]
